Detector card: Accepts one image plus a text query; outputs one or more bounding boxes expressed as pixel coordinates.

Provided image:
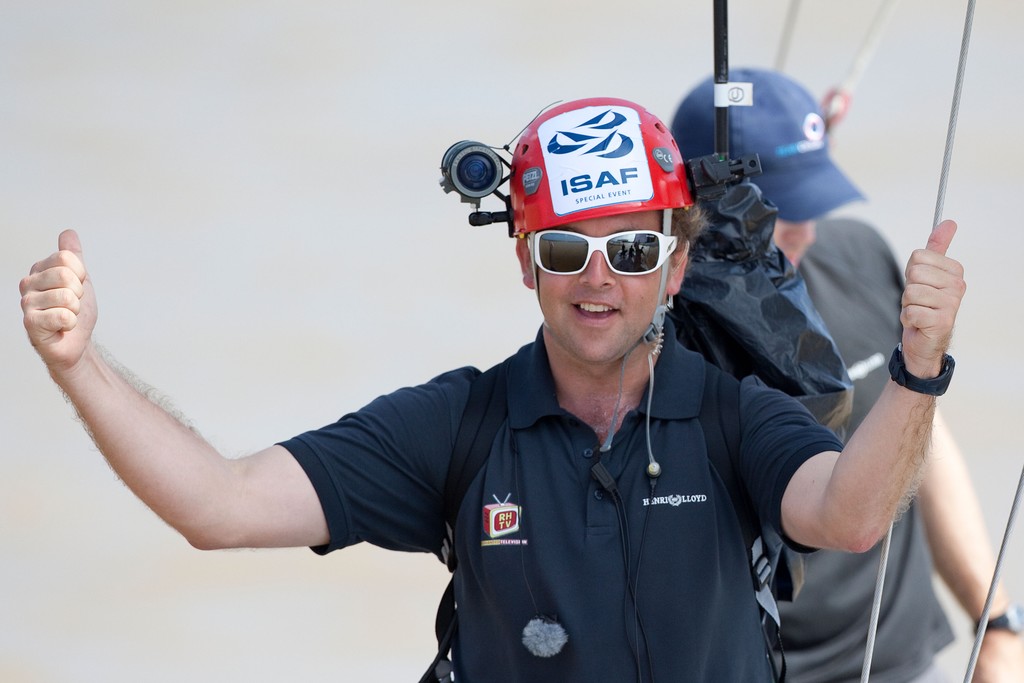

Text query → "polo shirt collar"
[506,318,706,430]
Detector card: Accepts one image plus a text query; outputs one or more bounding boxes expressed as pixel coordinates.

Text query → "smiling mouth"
[577,302,615,313]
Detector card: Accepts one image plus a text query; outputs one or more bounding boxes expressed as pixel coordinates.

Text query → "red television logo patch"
[483,494,520,538]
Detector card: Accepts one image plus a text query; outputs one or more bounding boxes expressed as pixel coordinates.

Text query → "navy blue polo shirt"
[282,323,842,681]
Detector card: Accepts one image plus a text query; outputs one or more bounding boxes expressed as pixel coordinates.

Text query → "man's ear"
[515,236,536,290]
[665,242,689,296]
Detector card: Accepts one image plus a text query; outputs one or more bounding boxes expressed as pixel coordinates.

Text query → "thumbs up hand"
[899,220,967,378]
[20,230,98,375]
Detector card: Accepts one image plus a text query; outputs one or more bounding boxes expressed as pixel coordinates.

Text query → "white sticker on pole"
[538,105,653,218]
[714,82,754,107]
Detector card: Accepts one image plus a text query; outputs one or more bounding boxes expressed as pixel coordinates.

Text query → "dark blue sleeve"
[737,376,844,540]
[279,366,478,555]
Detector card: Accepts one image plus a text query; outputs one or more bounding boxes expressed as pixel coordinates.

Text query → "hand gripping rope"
[770,1,1022,680]
[856,1,1024,682]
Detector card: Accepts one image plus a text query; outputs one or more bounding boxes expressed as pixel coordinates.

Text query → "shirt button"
[594,489,604,500]
[582,448,594,459]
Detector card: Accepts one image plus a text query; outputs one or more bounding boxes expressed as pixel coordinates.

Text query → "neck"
[547,335,656,442]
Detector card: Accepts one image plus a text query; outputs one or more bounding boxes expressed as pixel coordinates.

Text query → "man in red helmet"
[20,97,966,681]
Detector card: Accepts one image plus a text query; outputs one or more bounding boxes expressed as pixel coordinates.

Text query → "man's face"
[773,218,817,267]
[515,210,687,371]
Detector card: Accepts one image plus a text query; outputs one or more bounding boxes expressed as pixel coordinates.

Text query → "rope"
[928,6,1024,682]
[773,0,902,129]
[862,6,977,678]
[963,465,1024,682]
[884,4,1024,680]
[859,523,893,683]
[933,0,976,227]
[773,0,802,71]
[822,0,903,130]
[839,1,902,99]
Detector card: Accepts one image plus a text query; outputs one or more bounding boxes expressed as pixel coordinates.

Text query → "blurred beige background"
[3,1,1023,681]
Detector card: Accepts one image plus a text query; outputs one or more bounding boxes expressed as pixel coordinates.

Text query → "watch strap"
[887,343,955,396]
[982,603,1024,634]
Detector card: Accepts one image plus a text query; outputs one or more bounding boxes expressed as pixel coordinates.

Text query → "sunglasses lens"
[537,233,590,274]
[607,233,661,273]
[535,231,669,275]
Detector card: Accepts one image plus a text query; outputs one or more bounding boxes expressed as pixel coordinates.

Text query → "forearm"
[53,342,241,547]
[785,380,936,551]
[23,232,327,550]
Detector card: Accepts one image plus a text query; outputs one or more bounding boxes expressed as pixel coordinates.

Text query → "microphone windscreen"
[522,615,568,658]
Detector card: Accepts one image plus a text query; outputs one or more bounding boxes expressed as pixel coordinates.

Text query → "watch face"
[1009,604,1024,632]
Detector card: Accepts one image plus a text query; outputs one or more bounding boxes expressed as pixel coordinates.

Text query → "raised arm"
[782,219,966,551]
[20,230,328,550]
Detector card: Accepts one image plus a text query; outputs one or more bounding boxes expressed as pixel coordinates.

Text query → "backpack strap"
[421,360,510,683]
[699,362,786,682]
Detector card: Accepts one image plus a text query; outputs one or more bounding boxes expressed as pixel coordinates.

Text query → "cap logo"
[538,105,654,217]
[774,112,827,159]
[802,112,826,142]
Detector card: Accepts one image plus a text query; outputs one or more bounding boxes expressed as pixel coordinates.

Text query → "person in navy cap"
[673,67,1024,683]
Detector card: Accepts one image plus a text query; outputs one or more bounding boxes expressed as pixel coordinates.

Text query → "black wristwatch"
[887,343,955,396]
[983,603,1024,634]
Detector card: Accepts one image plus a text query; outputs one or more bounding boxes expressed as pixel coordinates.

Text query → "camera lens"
[456,152,499,193]
[440,141,503,199]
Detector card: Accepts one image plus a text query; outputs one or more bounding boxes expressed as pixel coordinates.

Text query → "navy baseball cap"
[671,67,864,221]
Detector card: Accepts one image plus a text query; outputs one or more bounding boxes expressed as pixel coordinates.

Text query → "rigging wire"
[861,0,978,681]
[933,0,976,227]
[773,1,1018,681]
[773,0,802,71]
[773,0,901,130]
[963,466,1024,682]
[858,524,892,682]
[822,0,903,131]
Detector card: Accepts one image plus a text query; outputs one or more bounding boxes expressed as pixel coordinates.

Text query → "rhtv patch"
[483,493,520,538]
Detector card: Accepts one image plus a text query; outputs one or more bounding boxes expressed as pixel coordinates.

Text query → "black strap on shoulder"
[421,360,510,683]
[442,360,510,567]
[699,363,786,682]
[699,363,759,581]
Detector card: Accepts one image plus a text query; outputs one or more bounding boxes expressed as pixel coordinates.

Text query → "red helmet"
[510,97,693,237]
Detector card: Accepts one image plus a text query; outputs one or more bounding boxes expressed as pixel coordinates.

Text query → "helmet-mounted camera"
[439,140,513,233]
[439,141,505,202]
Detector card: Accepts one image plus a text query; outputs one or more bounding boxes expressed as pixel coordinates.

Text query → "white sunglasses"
[532,229,678,276]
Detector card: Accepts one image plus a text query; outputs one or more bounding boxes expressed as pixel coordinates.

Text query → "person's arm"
[781,220,966,552]
[20,230,329,550]
[918,411,1024,681]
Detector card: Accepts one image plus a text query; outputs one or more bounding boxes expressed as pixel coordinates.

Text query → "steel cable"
[963,465,1024,682]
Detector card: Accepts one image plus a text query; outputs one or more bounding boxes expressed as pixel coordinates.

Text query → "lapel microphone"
[522,614,569,657]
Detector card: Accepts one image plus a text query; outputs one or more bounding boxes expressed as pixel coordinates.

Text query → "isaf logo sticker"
[545,109,633,158]
[538,105,654,218]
